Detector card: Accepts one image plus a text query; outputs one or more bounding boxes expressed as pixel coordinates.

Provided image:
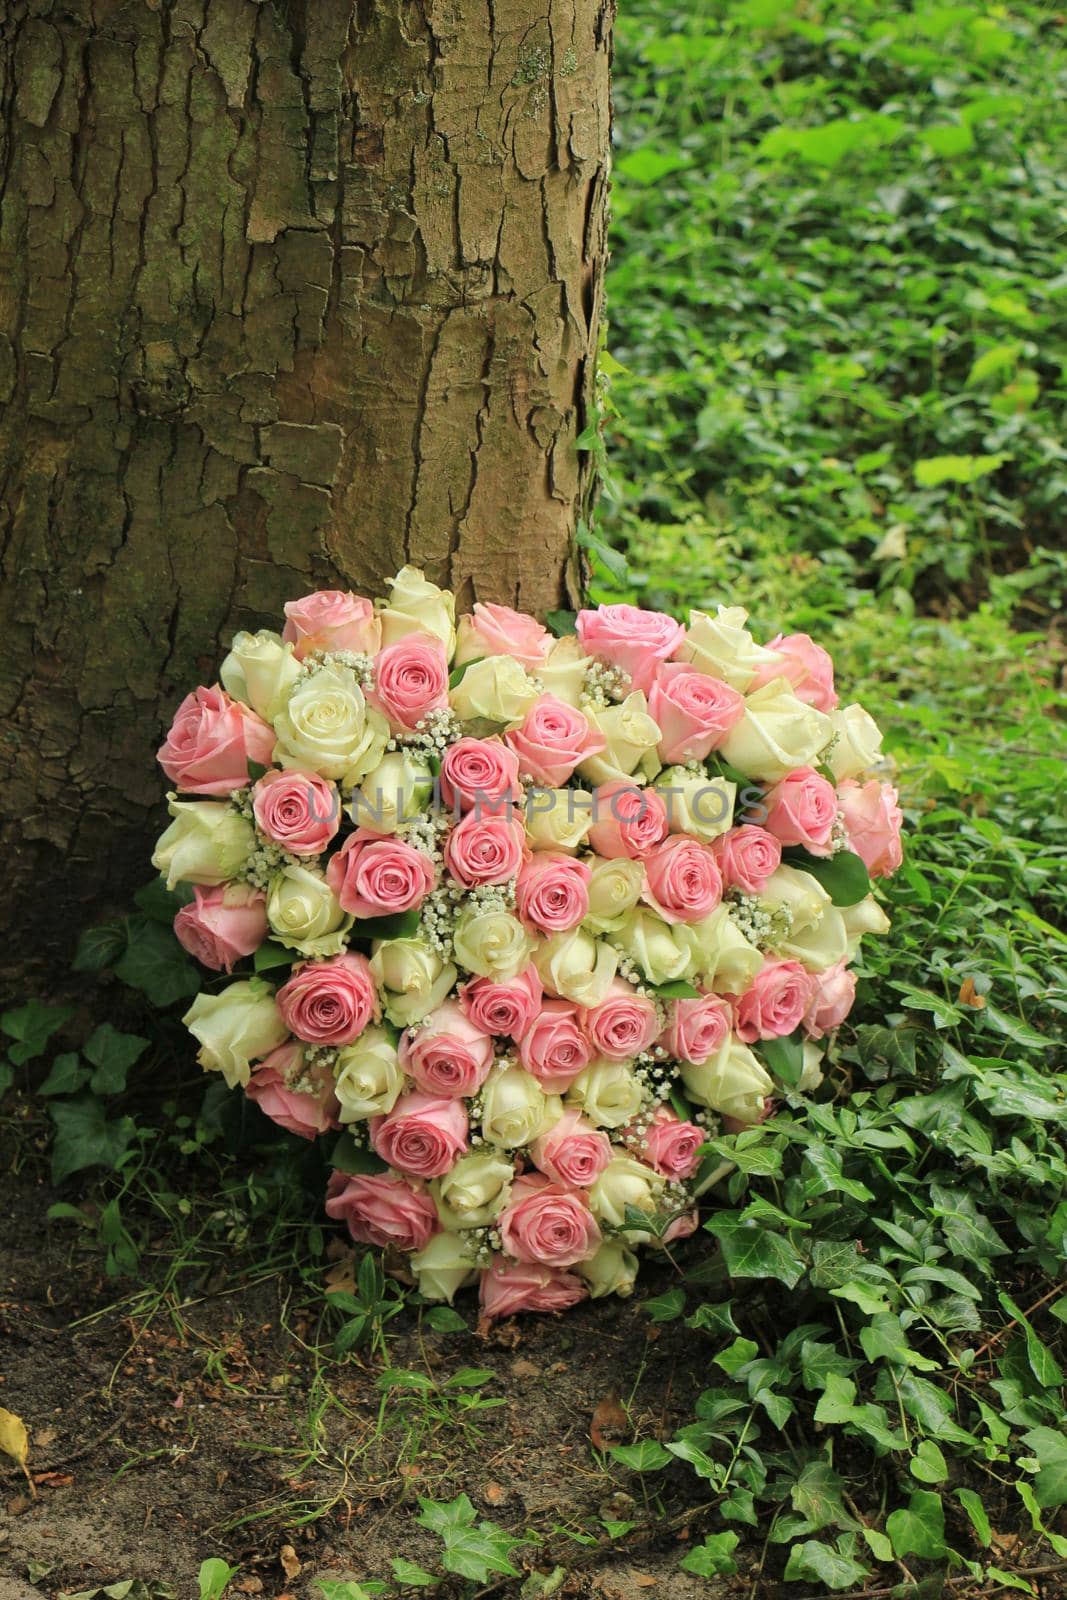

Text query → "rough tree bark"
[0,0,612,990]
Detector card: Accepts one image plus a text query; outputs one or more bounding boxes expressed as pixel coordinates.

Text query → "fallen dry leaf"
[325,1254,357,1296]
[959,976,986,1009]
[631,1576,658,1589]
[279,1544,301,1580]
[591,1395,628,1452]
[0,1408,28,1470]
[33,1427,57,1450]
[234,1581,263,1595]
[484,1481,506,1504]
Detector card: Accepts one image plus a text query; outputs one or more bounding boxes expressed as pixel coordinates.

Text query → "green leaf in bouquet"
[330,1131,388,1175]
[652,979,700,999]
[781,847,871,906]
[246,759,269,782]
[351,909,422,941]
[546,610,577,636]
[755,1027,805,1086]
[448,657,484,689]
[254,940,295,974]
[114,917,200,1007]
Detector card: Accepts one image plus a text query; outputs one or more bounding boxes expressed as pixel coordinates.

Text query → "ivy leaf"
[955,1488,991,1545]
[134,875,193,924]
[415,1494,522,1583]
[84,1024,150,1096]
[423,1305,467,1334]
[1021,1426,1067,1509]
[756,1028,805,1086]
[790,1458,858,1533]
[910,1439,949,1484]
[50,1096,136,1184]
[680,1531,739,1577]
[389,1558,438,1587]
[73,921,128,973]
[704,1213,806,1289]
[781,847,871,906]
[114,917,200,1007]
[609,1439,672,1472]
[783,1539,871,1590]
[999,1292,1065,1388]
[643,1288,686,1323]
[2,1001,73,1065]
[38,1052,91,1097]
[886,1490,947,1559]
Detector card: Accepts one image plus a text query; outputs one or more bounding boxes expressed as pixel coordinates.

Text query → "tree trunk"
[0,0,612,993]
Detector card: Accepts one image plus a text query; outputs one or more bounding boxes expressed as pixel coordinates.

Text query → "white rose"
[524,787,593,852]
[433,1151,515,1229]
[612,908,694,987]
[681,905,763,994]
[450,656,539,725]
[774,904,849,972]
[533,927,618,1006]
[481,1065,561,1149]
[677,606,780,691]
[827,704,884,780]
[370,938,457,1026]
[273,663,389,787]
[654,767,736,841]
[348,750,434,833]
[588,1155,666,1239]
[759,865,832,935]
[453,907,534,981]
[152,796,255,890]
[719,678,833,781]
[680,1035,772,1123]
[182,979,287,1089]
[578,1239,640,1298]
[798,1041,825,1094]
[333,1026,404,1121]
[583,857,645,933]
[537,634,592,706]
[410,1232,479,1303]
[378,565,456,655]
[566,1060,645,1129]
[267,864,352,958]
[578,691,662,786]
[219,629,302,721]
[841,894,891,958]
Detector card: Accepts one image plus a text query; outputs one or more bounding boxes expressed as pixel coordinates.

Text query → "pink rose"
[505,695,605,786]
[499,1173,601,1267]
[246,1045,339,1139]
[277,952,379,1045]
[660,994,732,1064]
[282,590,380,660]
[731,961,814,1043]
[459,967,543,1039]
[581,979,659,1061]
[764,767,837,857]
[642,835,723,924]
[711,826,782,894]
[324,1169,438,1252]
[173,884,268,972]
[661,1209,700,1243]
[588,781,669,860]
[518,1000,593,1092]
[647,663,745,764]
[444,807,527,887]
[803,959,857,1039]
[837,780,903,878]
[576,604,686,694]
[370,1092,468,1179]
[633,1107,704,1180]
[252,768,340,855]
[479,1256,588,1319]
[439,738,521,814]
[158,684,276,796]
[464,602,551,671]
[751,633,838,712]
[530,1110,613,1188]
[372,636,449,731]
[515,853,591,934]
[326,829,435,918]
[399,1000,494,1097]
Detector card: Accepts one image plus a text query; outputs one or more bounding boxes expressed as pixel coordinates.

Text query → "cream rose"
[220,629,302,722]
[679,1034,772,1123]
[524,787,594,852]
[584,857,645,933]
[152,796,255,890]
[774,904,849,972]
[759,865,832,935]
[577,692,662,786]
[378,564,456,654]
[612,908,694,987]
[537,634,592,706]
[677,605,780,691]
[827,704,885,780]
[841,894,892,957]
[432,1151,515,1230]
[681,905,763,994]
[267,864,352,958]
[450,656,540,725]
[370,938,457,1026]
[577,1239,640,1298]
[719,679,833,781]
[453,907,535,982]
[567,1060,645,1129]
[348,750,434,833]
[588,1155,666,1238]
[533,927,618,1006]
[273,664,389,787]
[182,979,288,1089]
[798,1040,825,1094]
[410,1232,479,1303]
[654,767,736,842]
[333,1026,404,1121]
[481,1065,561,1149]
